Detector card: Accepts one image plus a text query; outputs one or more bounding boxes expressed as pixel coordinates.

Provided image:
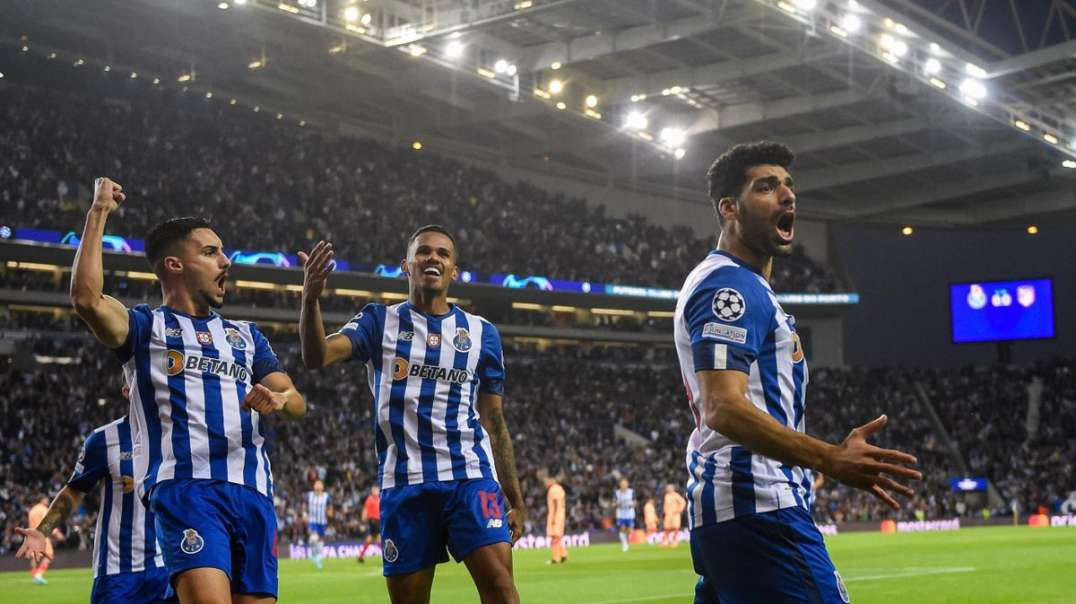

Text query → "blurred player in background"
[23,497,62,585]
[661,484,687,548]
[305,481,332,570]
[357,486,381,564]
[614,479,635,553]
[17,412,169,603]
[674,142,921,603]
[299,226,526,604]
[544,475,567,564]
[643,496,659,539]
[70,177,307,604]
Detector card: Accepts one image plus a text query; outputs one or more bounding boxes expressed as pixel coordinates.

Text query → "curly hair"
[706,141,794,223]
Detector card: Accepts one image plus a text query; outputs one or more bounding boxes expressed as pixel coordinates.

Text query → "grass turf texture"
[3,526,1074,603]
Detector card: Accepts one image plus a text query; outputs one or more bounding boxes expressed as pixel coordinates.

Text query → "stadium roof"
[5,0,1076,227]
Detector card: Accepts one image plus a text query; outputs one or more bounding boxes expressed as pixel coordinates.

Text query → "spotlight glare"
[1063,160,1076,169]
[234,0,246,4]
[794,0,818,11]
[1027,225,1039,235]
[624,111,648,130]
[929,42,942,55]
[548,79,563,94]
[412,141,423,150]
[959,77,987,101]
[550,61,562,70]
[923,58,941,75]
[674,148,686,160]
[585,94,598,108]
[901,226,913,236]
[130,72,138,79]
[343,6,359,21]
[841,13,861,32]
[444,40,464,59]
[205,91,213,99]
[1043,133,1059,145]
[965,63,987,78]
[494,59,509,74]
[555,101,566,110]
[153,77,160,85]
[506,63,517,77]
[103,65,111,72]
[659,127,686,147]
[218,2,229,9]
[360,12,372,26]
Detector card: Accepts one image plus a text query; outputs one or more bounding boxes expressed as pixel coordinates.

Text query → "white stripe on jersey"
[307,492,330,525]
[376,308,401,487]
[675,253,811,527]
[615,488,636,519]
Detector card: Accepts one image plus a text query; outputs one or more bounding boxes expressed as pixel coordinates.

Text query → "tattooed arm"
[478,392,526,542]
[15,487,84,565]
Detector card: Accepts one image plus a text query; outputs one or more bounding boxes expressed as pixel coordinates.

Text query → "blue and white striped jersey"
[116,305,283,501]
[614,488,636,520]
[306,491,330,525]
[67,416,165,579]
[338,302,505,490]
[674,251,812,529]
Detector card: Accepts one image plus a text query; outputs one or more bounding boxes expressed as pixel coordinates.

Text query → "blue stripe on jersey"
[163,310,193,480]
[758,316,804,508]
[416,316,442,482]
[224,322,258,491]
[117,421,134,573]
[258,422,273,497]
[700,455,718,526]
[445,308,471,480]
[730,446,756,517]
[389,309,416,486]
[194,318,230,481]
[96,469,113,576]
[793,359,811,508]
[466,383,494,480]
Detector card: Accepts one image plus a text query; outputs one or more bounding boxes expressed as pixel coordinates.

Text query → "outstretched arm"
[15,487,85,565]
[478,392,525,542]
[698,369,921,508]
[297,241,353,369]
[70,177,130,348]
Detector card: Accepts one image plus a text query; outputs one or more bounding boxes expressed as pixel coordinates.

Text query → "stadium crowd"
[0,53,839,294]
[1,315,1073,556]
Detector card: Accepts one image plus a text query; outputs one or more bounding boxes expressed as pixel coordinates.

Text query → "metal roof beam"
[797,141,1030,192]
[986,39,1076,78]
[688,88,875,135]
[849,168,1056,218]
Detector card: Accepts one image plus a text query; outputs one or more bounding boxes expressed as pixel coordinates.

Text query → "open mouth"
[216,274,228,294]
[776,213,795,243]
[423,266,443,277]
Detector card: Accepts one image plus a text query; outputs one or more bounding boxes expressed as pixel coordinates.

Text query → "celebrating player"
[661,484,686,548]
[357,486,381,563]
[544,475,567,564]
[305,481,332,570]
[674,142,921,602]
[70,177,307,604]
[613,478,635,552]
[22,497,62,585]
[299,226,526,604]
[16,412,169,603]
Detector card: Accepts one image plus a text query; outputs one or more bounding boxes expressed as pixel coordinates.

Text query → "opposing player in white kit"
[613,479,636,552]
[674,142,921,603]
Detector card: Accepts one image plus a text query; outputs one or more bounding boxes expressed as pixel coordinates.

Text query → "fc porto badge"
[225,328,246,350]
[452,328,473,353]
[180,528,204,555]
[383,539,399,563]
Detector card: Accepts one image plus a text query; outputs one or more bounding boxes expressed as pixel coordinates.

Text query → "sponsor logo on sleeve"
[702,322,748,344]
[712,288,746,322]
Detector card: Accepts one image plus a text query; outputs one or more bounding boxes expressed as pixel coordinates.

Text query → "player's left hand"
[14,527,51,566]
[507,507,525,544]
[243,383,288,415]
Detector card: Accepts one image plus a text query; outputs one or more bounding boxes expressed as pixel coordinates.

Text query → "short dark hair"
[145,217,213,276]
[406,224,457,256]
[707,141,794,223]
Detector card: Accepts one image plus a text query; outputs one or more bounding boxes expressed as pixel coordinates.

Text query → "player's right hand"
[91,177,126,213]
[297,240,335,300]
[822,415,922,509]
[14,527,52,566]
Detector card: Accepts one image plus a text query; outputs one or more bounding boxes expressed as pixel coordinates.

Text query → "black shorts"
[367,519,381,538]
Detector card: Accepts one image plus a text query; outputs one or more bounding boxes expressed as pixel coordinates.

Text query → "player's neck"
[717,233,773,281]
[408,289,452,316]
[162,285,212,317]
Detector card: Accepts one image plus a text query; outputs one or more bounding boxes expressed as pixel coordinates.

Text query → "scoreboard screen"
[950,278,1055,343]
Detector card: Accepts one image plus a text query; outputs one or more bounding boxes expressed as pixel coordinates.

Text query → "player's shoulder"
[686,252,770,297]
[90,416,126,439]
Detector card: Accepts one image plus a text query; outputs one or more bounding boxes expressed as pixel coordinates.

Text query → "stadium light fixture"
[1013,119,1031,131]
[253,105,260,112]
[555,101,567,110]
[343,6,359,22]
[233,0,246,4]
[248,59,264,70]
[1063,159,1076,168]
[674,148,686,160]
[205,91,213,99]
[152,77,160,85]
[0,72,4,79]
[1043,133,1059,145]
[923,58,941,76]
[829,25,848,38]
[959,78,986,104]
[548,79,564,94]
[218,2,229,9]
[624,111,648,130]
[929,42,942,55]
[229,98,237,105]
[506,63,517,77]
[965,63,987,78]
[585,94,598,108]
[412,141,423,150]
[928,77,947,89]
[361,12,372,26]
[276,113,284,120]
[130,71,138,79]
[494,59,509,74]
[103,65,112,72]
[444,40,464,59]
[840,13,861,33]
[660,127,686,147]
[177,73,192,82]
[297,0,317,8]
[550,61,562,70]
[901,226,914,236]
[793,0,818,11]
[278,3,300,14]
[408,44,426,57]
[1027,225,1039,235]
[74,58,85,67]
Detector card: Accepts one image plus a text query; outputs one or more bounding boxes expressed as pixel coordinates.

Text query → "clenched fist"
[92,177,126,213]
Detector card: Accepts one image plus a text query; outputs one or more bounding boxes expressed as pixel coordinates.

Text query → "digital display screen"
[950,278,1054,343]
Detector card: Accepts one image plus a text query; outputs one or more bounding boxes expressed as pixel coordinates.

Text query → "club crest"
[452,328,472,353]
[225,328,247,350]
[383,539,399,563]
[180,528,204,555]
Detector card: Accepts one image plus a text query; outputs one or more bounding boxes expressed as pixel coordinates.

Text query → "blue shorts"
[91,567,171,604]
[616,518,635,529]
[690,506,849,604]
[380,478,511,576]
[150,479,278,598]
[309,523,326,538]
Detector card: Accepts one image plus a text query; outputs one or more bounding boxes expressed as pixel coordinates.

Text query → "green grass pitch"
[3,527,1074,603]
